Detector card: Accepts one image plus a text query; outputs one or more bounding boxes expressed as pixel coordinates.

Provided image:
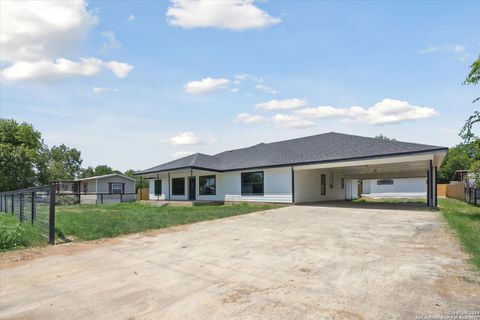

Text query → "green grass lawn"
[55,202,281,241]
[438,198,480,270]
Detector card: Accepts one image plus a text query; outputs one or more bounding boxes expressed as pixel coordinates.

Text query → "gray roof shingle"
[137,132,447,175]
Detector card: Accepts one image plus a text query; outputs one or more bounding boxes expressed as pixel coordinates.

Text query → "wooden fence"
[438,182,473,202]
[137,187,149,200]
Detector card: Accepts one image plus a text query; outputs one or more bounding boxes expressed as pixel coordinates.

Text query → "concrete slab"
[1,205,479,319]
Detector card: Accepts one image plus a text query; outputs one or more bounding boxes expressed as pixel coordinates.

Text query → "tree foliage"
[438,141,479,183]
[125,169,148,191]
[0,119,44,191]
[374,134,395,141]
[45,144,83,181]
[79,165,121,178]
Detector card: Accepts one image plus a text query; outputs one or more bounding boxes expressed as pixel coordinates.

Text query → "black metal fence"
[465,187,479,206]
[0,185,55,244]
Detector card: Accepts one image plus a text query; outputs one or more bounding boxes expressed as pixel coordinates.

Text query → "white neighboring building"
[362,177,427,198]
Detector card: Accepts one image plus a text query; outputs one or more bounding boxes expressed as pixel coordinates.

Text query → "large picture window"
[321,174,326,195]
[241,171,264,195]
[199,175,216,195]
[172,178,185,195]
[154,180,162,195]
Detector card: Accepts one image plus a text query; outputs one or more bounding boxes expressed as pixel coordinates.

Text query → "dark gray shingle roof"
[137,132,447,175]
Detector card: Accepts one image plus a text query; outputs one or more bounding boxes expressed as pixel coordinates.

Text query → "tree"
[44,144,83,181]
[125,169,148,192]
[375,134,395,141]
[438,142,477,183]
[460,55,480,185]
[0,119,44,191]
[79,165,121,178]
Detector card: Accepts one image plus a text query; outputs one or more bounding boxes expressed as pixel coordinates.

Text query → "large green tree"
[438,141,478,183]
[0,119,44,191]
[44,144,83,181]
[79,165,121,178]
[460,55,480,142]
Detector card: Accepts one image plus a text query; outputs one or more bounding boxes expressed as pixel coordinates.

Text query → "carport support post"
[168,172,171,201]
[428,160,434,209]
[291,167,295,204]
[434,166,438,208]
[426,170,430,207]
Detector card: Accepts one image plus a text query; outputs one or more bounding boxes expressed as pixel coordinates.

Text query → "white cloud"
[100,31,120,53]
[184,77,230,94]
[173,151,194,158]
[127,14,136,21]
[1,58,133,81]
[272,114,314,129]
[419,44,469,61]
[295,98,438,125]
[256,98,307,111]
[0,0,133,82]
[255,84,278,94]
[104,61,134,78]
[166,0,281,31]
[166,132,200,145]
[235,113,267,124]
[93,86,118,93]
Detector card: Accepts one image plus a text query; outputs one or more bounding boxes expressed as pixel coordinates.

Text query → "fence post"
[19,193,25,223]
[120,193,123,203]
[101,194,103,204]
[475,188,478,206]
[11,194,14,215]
[31,191,36,224]
[49,185,56,245]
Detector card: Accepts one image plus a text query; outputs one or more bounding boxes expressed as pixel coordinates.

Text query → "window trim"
[241,171,264,196]
[171,177,185,196]
[377,179,394,186]
[199,175,216,196]
[154,179,162,196]
[111,182,123,194]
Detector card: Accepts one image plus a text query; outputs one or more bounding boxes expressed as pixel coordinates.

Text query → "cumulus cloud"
[256,98,307,111]
[1,58,132,81]
[166,132,200,145]
[272,114,314,129]
[166,0,281,31]
[235,113,267,124]
[173,151,194,158]
[295,98,438,125]
[184,77,230,94]
[0,0,133,82]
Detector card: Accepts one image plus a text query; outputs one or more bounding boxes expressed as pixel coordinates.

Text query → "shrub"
[0,214,43,251]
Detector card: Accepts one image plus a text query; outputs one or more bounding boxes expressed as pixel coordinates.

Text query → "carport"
[293,151,446,208]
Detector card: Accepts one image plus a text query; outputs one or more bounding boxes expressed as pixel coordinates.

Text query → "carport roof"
[136,132,447,175]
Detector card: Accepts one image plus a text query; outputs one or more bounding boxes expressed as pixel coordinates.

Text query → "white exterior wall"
[363,177,426,194]
[148,167,293,203]
[294,169,347,203]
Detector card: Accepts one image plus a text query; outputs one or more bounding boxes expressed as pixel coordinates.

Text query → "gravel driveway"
[1,204,479,319]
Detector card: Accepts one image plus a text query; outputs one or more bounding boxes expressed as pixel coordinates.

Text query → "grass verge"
[438,198,480,270]
[55,202,281,241]
[0,214,45,251]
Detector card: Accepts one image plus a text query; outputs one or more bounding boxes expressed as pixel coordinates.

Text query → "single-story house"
[77,174,136,204]
[135,132,447,208]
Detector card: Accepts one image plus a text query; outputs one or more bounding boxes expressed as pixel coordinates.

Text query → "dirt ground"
[1,205,479,320]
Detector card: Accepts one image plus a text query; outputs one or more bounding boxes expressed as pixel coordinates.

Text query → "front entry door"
[189,177,196,200]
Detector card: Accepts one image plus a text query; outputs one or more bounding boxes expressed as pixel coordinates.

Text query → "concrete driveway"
[1,205,479,320]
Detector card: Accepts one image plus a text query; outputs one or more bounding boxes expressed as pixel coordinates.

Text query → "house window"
[154,180,162,195]
[321,174,326,195]
[341,178,345,189]
[377,179,394,185]
[111,183,122,194]
[172,178,185,195]
[199,175,216,195]
[241,171,264,195]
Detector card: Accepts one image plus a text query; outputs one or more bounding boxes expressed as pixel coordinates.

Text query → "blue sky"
[1,0,479,171]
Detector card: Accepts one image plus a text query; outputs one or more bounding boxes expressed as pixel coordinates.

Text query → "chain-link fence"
[0,185,56,244]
